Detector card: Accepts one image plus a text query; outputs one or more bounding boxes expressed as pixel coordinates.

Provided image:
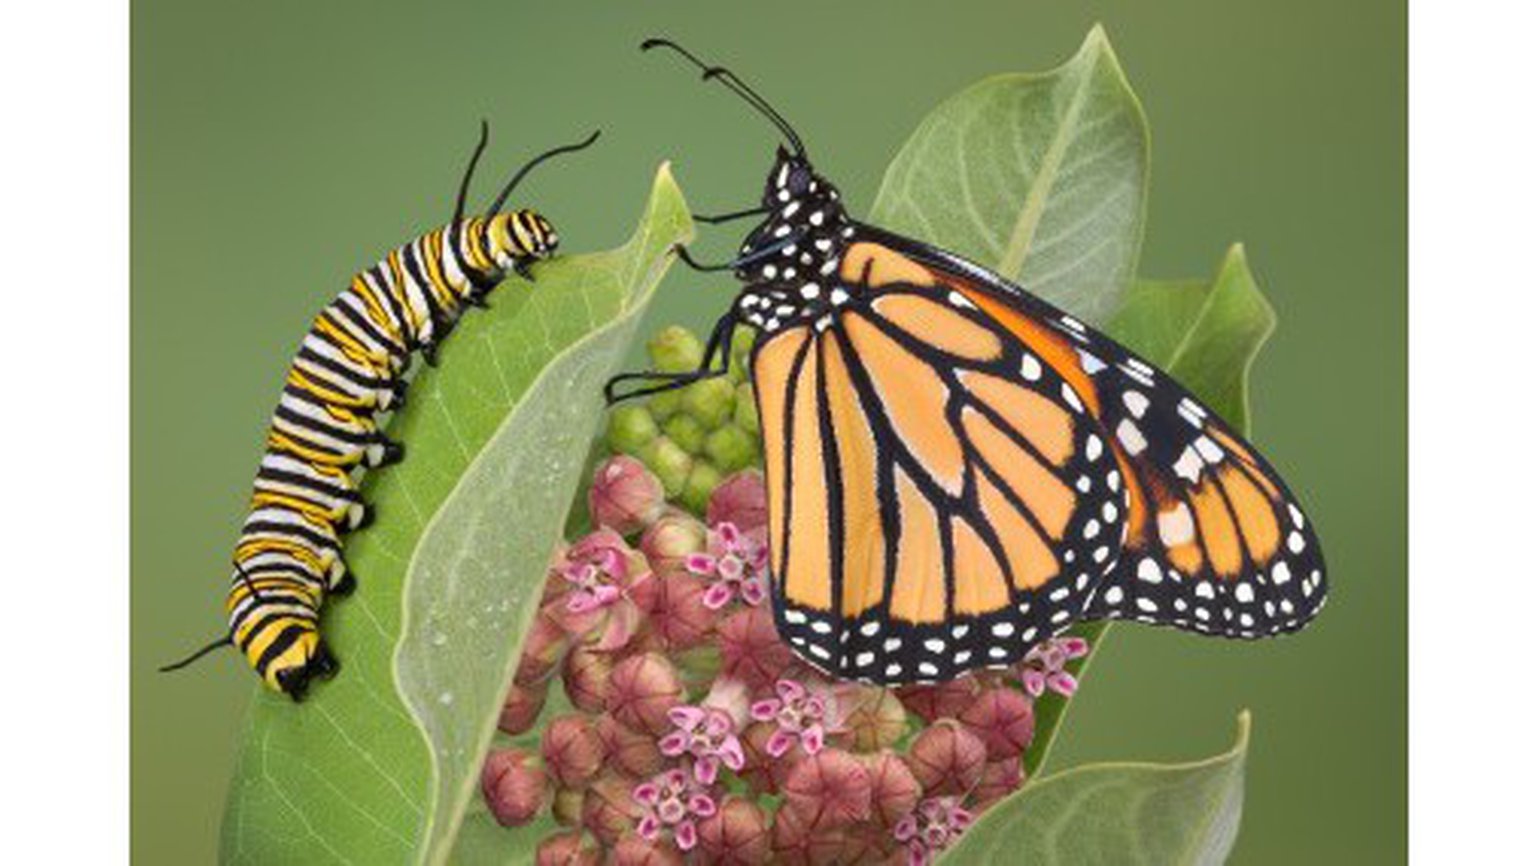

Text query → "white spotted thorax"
[734,148,853,334]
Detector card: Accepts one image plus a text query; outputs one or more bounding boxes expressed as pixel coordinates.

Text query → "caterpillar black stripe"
[161,123,600,700]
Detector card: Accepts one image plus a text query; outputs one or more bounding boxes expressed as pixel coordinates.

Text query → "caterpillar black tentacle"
[162,124,600,699]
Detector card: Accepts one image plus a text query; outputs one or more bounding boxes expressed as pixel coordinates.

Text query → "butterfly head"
[730,148,856,333]
[739,148,850,272]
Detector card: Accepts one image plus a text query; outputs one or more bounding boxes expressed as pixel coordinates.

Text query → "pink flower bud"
[639,509,708,572]
[561,645,613,714]
[516,609,571,686]
[959,687,1036,761]
[580,774,638,846]
[866,750,923,828]
[535,830,600,866]
[830,823,899,865]
[641,572,716,650]
[696,796,771,866]
[589,455,666,534]
[769,805,847,866]
[717,606,794,690]
[610,834,686,866]
[541,713,605,788]
[781,748,872,831]
[896,677,980,723]
[481,748,550,827]
[596,713,666,779]
[606,653,685,737]
[498,679,549,737]
[973,757,1027,810]
[906,720,987,797]
[706,470,769,541]
[840,685,909,753]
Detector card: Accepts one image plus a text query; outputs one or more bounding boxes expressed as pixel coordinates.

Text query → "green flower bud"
[704,424,759,474]
[679,461,722,514]
[729,325,757,383]
[646,387,683,420]
[647,325,705,374]
[733,382,760,436]
[637,436,693,497]
[605,405,659,456]
[661,413,707,455]
[681,377,736,428]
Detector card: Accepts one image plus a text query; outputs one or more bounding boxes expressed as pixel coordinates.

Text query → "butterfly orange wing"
[752,242,1123,684]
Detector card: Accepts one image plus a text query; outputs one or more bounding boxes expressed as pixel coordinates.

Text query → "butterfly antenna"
[159,635,231,673]
[453,119,491,226]
[484,129,603,218]
[640,38,806,157]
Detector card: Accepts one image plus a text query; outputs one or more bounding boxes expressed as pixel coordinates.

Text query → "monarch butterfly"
[162,123,600,700]
[608,41,1328,686]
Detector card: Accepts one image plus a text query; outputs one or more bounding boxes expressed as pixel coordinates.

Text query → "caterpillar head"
[267,635,339,701]
[492,210,559,264]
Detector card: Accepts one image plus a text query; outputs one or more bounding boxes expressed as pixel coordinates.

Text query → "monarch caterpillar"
[162,123,600,700]
[607,41,1327,686]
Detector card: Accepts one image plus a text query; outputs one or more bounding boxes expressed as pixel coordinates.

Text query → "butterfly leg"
[672,229,808,274]
[693,205,768,225]
[604,311,737,404]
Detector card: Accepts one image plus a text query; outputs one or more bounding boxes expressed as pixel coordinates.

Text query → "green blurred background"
[132,1,1404,862]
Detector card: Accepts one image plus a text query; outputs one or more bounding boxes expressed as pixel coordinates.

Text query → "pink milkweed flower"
[684,522,768,610]
[550,528,649,650]
[632,768,719,852]
[750,678,838,759]
[893,796,974,866]
[1019,635,1091,698]
[658,705,747,785]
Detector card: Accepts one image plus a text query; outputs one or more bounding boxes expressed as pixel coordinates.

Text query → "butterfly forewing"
[752,245,1126,685]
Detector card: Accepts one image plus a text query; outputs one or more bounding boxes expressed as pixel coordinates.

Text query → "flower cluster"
[478,324,1098,865]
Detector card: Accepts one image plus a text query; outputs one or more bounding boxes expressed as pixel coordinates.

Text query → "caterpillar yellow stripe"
[161,124,599,700]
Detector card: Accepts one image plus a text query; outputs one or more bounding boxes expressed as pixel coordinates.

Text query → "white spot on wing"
[1123,390,1150,418]
[1157,503,1195,545]
[1174,447,1204,484]
[1116,419,1148,455]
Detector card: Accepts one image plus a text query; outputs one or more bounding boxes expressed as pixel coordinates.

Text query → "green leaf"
[938,713,1251,865]
[869,24,1150,324]
[1020,244,1277,778]
[1109,244,1277,428]
[219,165,694,866]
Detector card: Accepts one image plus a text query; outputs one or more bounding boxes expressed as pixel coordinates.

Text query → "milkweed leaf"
[219,165,693,866]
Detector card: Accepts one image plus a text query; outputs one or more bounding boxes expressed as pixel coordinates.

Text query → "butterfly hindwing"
[752,241,1126,685]
[876,226,1329,640]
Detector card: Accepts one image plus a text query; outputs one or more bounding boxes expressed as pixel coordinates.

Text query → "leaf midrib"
[998,52,1098,278]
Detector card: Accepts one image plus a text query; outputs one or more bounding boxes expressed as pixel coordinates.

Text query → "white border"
[5,1,1534,860]
[0,1,128,860]
[1410,1,1540,861]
